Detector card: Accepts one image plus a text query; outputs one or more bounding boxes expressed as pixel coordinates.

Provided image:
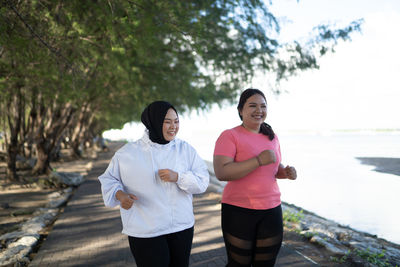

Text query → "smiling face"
[239,94,267,132]
[162,108,179,141]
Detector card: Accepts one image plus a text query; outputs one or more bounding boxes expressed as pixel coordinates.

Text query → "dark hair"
[237,88,275,140]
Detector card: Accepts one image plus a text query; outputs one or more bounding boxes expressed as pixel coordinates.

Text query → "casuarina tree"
[0,0,362,179]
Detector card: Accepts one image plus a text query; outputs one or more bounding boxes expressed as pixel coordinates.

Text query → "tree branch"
[5,0,75,71]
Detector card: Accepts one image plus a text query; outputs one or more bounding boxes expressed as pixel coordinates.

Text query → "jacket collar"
[141,129,176,149]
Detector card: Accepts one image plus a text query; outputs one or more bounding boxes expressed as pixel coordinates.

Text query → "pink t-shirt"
[214,125,281,210]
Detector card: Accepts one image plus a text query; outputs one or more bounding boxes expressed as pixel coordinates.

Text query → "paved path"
[30,142,318,267]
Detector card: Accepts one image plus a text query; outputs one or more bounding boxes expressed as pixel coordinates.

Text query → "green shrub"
[283,209,304,223]
[354,248,392,267]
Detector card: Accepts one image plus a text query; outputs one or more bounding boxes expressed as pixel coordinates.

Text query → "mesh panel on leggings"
[224,232,282,266]
[253,234,282,266]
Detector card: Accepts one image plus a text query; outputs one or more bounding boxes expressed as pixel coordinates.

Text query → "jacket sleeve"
[98,155,124,207]
[176,145,210,194]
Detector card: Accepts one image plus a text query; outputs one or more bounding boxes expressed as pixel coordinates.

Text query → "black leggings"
[128,227,193,267]
[221,204,283,267]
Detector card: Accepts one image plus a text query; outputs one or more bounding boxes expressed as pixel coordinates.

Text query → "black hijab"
[141,101,178,145]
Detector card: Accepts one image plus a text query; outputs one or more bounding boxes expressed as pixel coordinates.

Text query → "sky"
[265,0,400,131]
[104,0,400,160]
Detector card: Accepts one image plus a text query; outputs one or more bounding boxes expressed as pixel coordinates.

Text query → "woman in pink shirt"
[213,88,297,267]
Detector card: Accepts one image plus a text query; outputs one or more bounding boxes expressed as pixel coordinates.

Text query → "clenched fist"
[285,166,297,180]
[116,190,138,210]
[257,150,276,166]
[276,165,297,180]
[158,169,178,182]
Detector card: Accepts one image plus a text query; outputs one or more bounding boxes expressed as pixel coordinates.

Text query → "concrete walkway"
[30,142,318,267]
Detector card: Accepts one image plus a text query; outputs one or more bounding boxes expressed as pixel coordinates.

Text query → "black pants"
[128,227,194,267]
[221,204,283,267]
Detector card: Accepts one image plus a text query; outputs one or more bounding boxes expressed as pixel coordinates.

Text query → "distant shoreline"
[277,128,400,135]
[357,157,400,177]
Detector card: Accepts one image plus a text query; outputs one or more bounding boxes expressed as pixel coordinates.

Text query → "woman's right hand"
[258,150,276,166]
[116,190,138,210]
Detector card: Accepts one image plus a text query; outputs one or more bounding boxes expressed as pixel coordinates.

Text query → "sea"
[192,130,400,245]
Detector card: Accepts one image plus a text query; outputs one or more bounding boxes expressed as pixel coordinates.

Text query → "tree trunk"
[32,137,51,175]
[4,87,24,181]
[32,102,76,175]
[69,112,85,158]
[25,87,39,159]
[70,139,82,158]
[5,132,19,181]
[69,103,93,158]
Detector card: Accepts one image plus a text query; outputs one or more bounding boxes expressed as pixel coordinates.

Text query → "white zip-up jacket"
[98,131,209,238]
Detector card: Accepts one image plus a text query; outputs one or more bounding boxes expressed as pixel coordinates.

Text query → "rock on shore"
[205,161,400,266]
[282,202,400,266]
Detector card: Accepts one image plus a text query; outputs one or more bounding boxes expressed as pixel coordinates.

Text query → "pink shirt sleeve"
[213,130,236,158]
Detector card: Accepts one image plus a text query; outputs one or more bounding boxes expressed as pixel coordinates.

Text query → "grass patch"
[330,250,350,263]
[354,248,393,267]
[329,248,396,267]
[283,209,304,223]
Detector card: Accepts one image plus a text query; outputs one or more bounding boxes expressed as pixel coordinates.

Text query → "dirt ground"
[0,146,366,266]
[0,149,94,237]
[282,229,352,266]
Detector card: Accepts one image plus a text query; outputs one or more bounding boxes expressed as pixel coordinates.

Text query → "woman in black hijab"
[141,101,178,145]
[99,101,209,267]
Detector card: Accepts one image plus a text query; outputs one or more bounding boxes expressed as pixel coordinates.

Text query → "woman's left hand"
[158,169,178,182]
[285,166,297,180]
